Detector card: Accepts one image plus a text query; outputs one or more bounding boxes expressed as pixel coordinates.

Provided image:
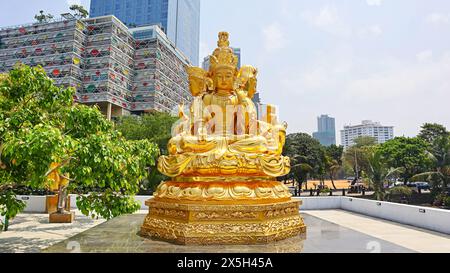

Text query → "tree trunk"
[4,216,9,231]
[330,172,337,190]
[57,185,67,214]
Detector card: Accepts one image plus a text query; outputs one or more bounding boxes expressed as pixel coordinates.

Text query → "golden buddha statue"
[141,32,306,245]
[157,31,290,180]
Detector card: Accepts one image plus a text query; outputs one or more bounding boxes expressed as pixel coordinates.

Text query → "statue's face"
[189,76,205,96]
[214,67,235,91]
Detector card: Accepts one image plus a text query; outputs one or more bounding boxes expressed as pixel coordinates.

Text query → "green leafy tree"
[69,5,89,19]
[0,190,26,231]
[413,124,450,202]
[115,113,177,155]
[0,65,158,231]
[379,137,431,184]
[115,113,177,191]
[354,136,377,148]
[34,10,54,23]
[283,133,325,191]
[418,123,449,144]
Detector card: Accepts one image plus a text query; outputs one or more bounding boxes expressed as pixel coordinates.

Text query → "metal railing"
[0,17,79,33]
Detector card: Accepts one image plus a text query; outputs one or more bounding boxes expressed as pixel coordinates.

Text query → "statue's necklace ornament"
[140,32,306,245]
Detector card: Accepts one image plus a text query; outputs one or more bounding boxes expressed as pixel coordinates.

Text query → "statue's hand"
[178,104,189,120]
[198,126,208,142]
[236,89,248,103]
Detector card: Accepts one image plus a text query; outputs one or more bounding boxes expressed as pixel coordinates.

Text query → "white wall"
[17,195,47,213]
[135,196,150,210]
[17,195,450,235]
[341,197,450,235]
[294,196,342,210]
[25,195,151,212]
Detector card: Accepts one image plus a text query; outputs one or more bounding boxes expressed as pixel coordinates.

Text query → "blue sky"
[1,0,450,142]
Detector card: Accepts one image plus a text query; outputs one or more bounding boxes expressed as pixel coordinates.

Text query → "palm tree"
[324,155,341,190]
[291,155,313,193]
[366,148,404,201]
[412,136,450,201]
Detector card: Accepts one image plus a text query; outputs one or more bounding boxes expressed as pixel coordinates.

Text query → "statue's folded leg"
[158,155,194,178]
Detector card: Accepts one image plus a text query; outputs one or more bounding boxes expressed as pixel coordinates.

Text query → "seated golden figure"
[158,32,291,181]
[142,32,306,245]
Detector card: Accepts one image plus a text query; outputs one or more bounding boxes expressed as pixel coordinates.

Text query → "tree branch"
[0,183,16,193]
[44,156,76,177]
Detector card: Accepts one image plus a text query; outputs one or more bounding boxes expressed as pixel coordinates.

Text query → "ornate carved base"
[140,199,306,245]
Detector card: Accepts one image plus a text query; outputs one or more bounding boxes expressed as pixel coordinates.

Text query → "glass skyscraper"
[90,0,200,65]
[313,115,336,146]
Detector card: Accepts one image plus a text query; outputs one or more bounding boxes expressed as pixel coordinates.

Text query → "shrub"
[433,193,446,207]
[444,197,450,208]
[388,186,413,196]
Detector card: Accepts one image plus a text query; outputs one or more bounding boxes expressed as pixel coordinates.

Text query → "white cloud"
[302,5,351,36]
[416,50,433,62]
[262,22,287,52]
[344,52,450,101]
[279,46,354,94]
[302,5,339,28]
[272,47,450,137]
[426,13,450,25]
[366,0,383,6]
[311,6,339,27]
[357,25,383,37]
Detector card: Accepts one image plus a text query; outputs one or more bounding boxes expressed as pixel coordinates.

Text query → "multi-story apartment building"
[90,0,200,66]
[340,120,394,148]
[0,15,191,119]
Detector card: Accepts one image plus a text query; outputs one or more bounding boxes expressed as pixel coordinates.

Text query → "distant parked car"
[407,182,430,192]
[415,182,430,191]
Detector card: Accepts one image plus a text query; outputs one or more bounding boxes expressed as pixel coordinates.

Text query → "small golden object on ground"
[49,211,75,223]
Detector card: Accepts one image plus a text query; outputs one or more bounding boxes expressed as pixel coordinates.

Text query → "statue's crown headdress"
[209,32,238,73]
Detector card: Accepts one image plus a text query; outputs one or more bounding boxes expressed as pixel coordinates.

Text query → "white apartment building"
[340,120,394,148]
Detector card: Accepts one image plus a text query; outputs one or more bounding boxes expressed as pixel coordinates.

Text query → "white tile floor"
[2,209,450,253]
[306,210,450,253]
[0,211,105,253]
